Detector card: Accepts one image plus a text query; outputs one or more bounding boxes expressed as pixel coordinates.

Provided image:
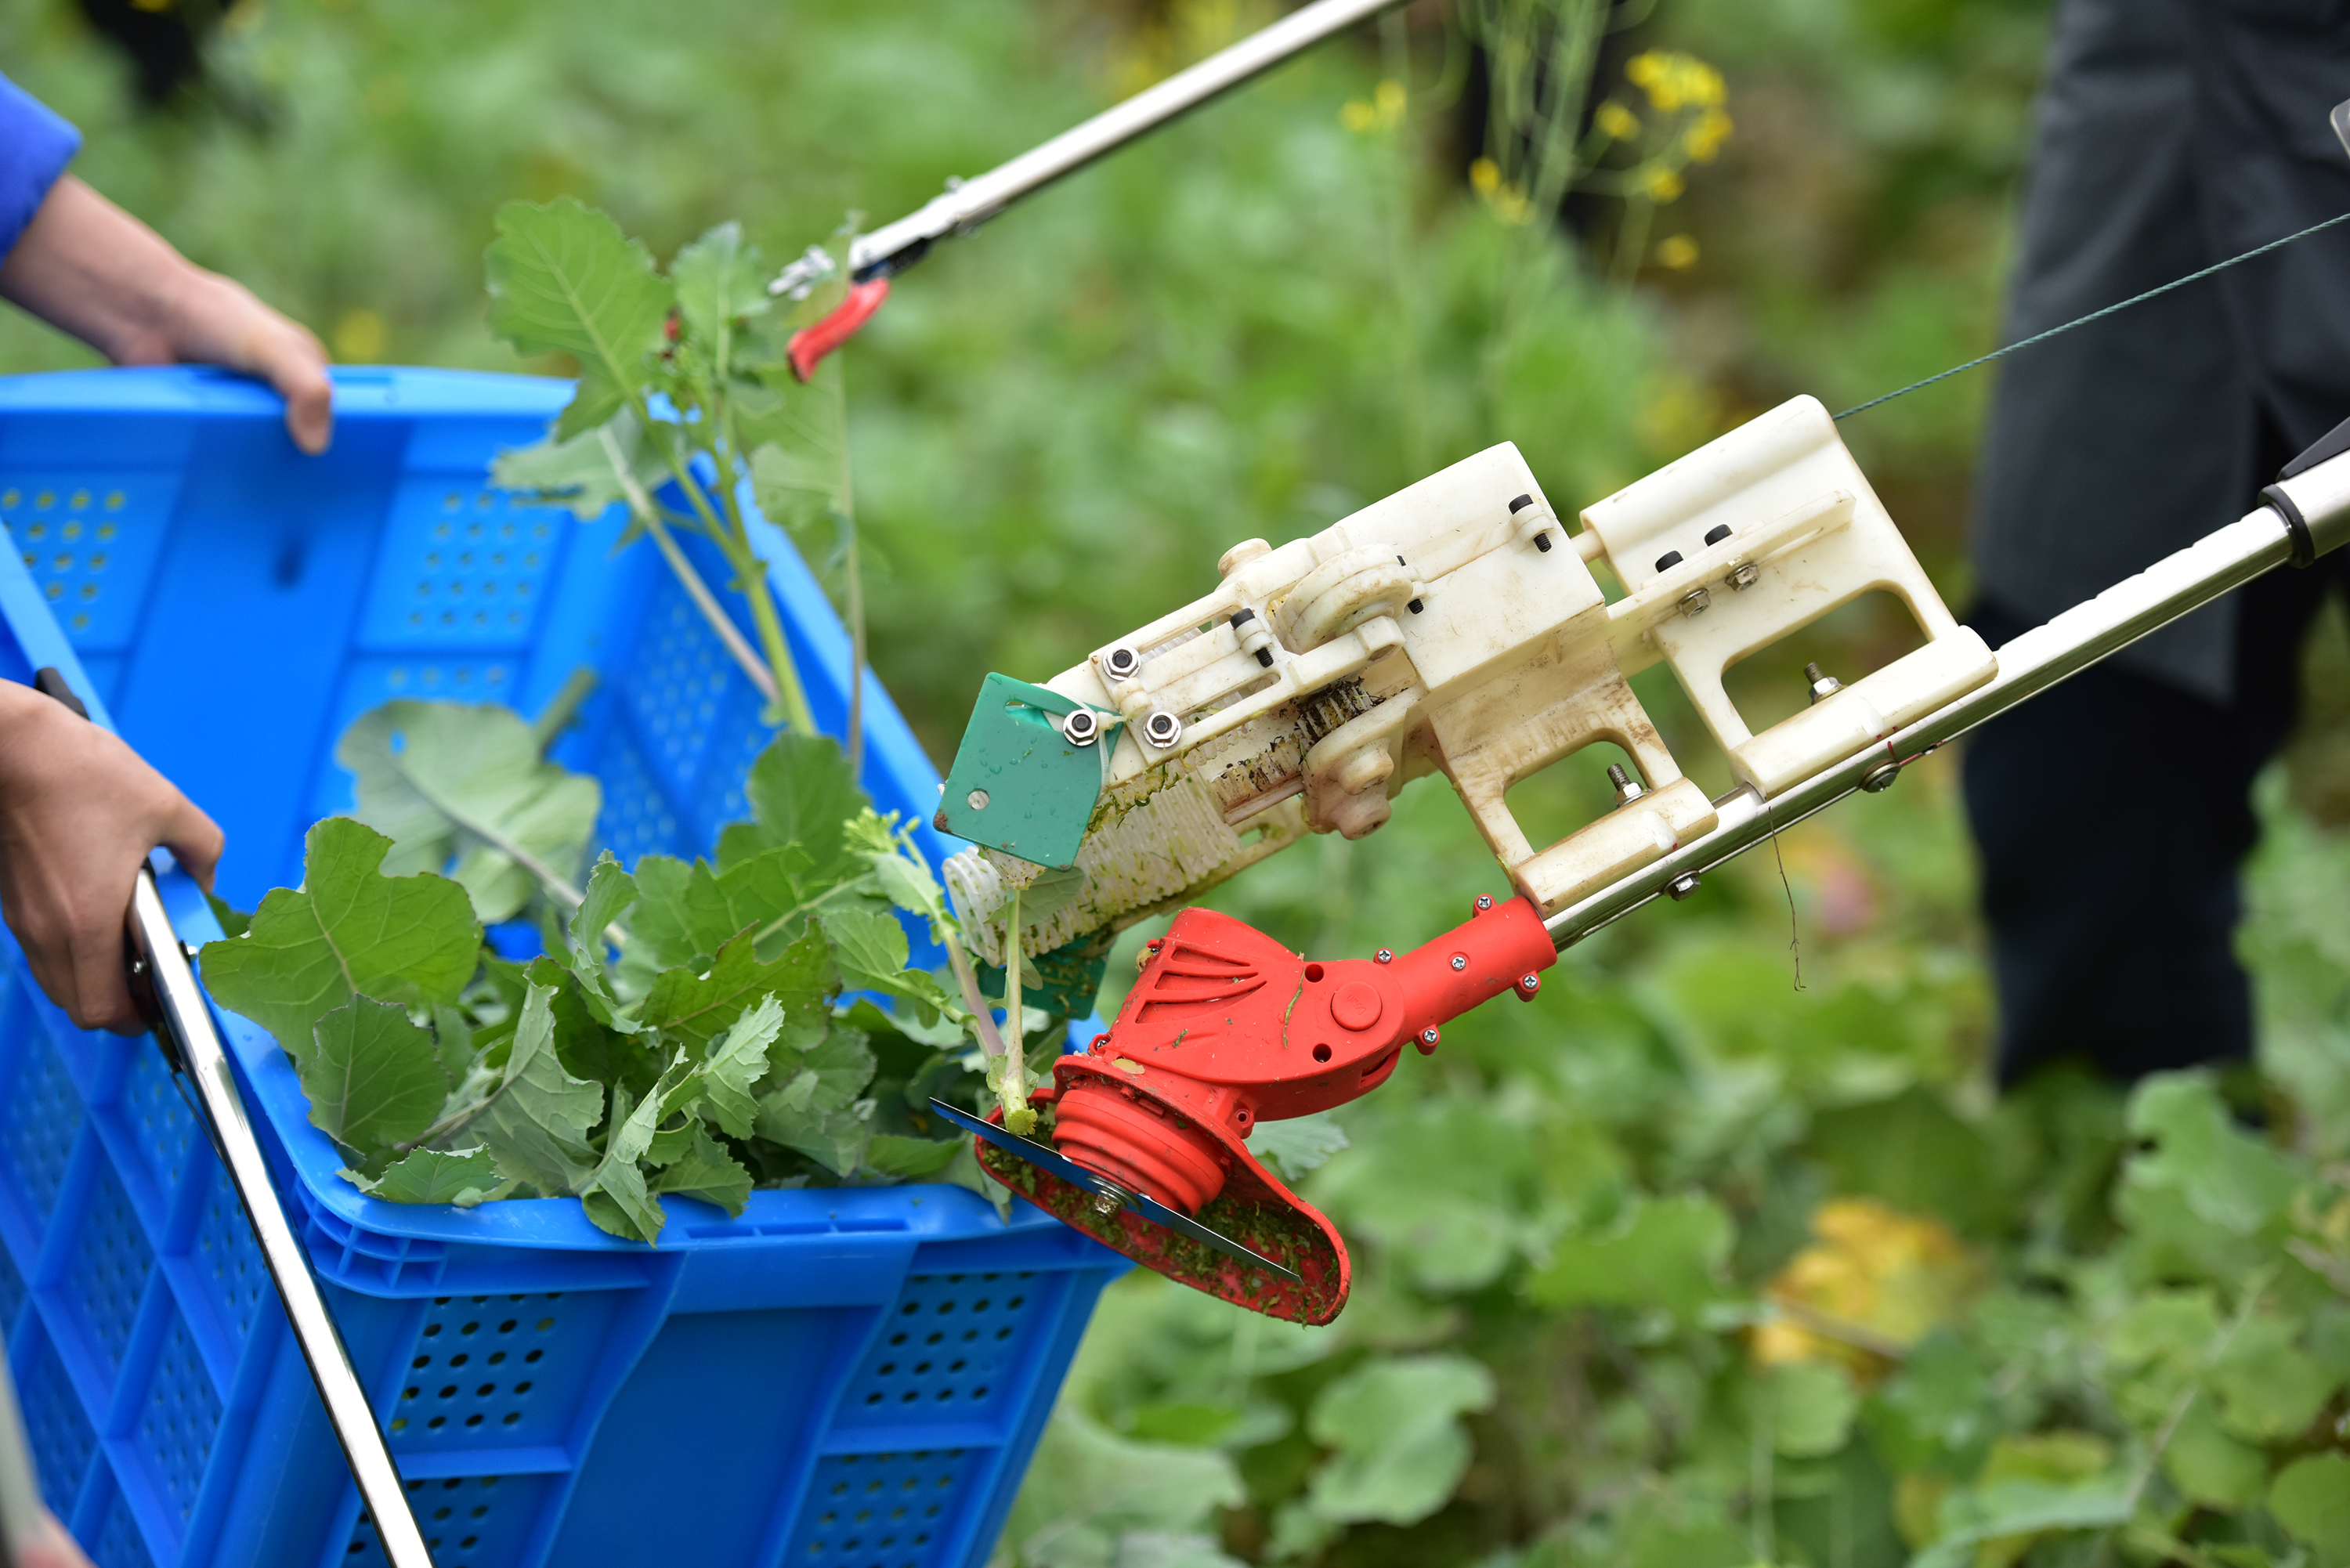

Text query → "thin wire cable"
[1832,209,2350,421]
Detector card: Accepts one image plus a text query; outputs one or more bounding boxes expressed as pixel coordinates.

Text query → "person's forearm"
[0,175,333,453]
[0,176,197,365]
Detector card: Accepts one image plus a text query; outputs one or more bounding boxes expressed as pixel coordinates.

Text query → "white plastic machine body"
[945,395,1995,967]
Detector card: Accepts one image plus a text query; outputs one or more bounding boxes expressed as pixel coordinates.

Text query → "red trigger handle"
[787,276,891,381]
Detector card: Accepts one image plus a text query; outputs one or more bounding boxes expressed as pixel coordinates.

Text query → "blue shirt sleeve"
[0,72,80,263]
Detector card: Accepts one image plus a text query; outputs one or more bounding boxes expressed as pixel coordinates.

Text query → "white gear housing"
[945,395,1994,967]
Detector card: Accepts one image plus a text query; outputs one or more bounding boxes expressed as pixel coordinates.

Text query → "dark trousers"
[1963,552,2346,1088]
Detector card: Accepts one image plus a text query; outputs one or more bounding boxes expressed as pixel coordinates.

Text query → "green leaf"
[204,891,251,939]
[639,927,833,1055]
[337,700,602,925]
[822,907,958,1015]
[720,734,865,885]
[2108,1288,2222,1370]
[351,1147,501,1205]
[490,403,672,522]
[1912,1478,2132,1568]
[580,1074,677,1244]
[1303,1353,1496,1526]
[764,1023,875,1115]
[2124,1073,2302,1236]
[475,981,602,1195]
[483,197,672,438]
[293,998,450,1159]
[701,992,785,1138]
[671,220,769,375]
[1766,1360,1858,1458]
[1524,1193,1733,1319]
[1249,1111,1349,1182]
[199,818,480,1055]
[2161,1398,2267,1510]
[862,1133,960,1179]
[761,1086,884,1184]
[2209,1313,2341,1442]
[2269,1454,2350,1560]
[649,1125,754,1216]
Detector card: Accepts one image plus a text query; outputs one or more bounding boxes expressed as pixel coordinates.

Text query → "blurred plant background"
[4,0,2348,1563]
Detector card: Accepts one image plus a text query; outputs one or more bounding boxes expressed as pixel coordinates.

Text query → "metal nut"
[1860,758,1901,793]
[1666,872,1702,900]
[1142,710,1184,748]
[1061,708,1101,746]
[1104,645,1141,681]
[1728,562,1760,590]
[1679,587,1711,618]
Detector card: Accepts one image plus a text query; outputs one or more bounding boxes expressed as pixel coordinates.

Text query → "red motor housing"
[972,894,1556,1322]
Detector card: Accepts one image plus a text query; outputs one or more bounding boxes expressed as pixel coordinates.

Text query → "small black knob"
[1654,550,1683,573]
[1704,524,1732,546]
[1508,493,1536,513]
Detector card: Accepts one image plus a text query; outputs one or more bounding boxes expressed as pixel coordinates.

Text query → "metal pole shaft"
[126,874,433,1568]
[844,0,1407,279]
[1543,496,2307,950]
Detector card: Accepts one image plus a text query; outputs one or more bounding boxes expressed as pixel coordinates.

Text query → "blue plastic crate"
[0,367,1117,1568]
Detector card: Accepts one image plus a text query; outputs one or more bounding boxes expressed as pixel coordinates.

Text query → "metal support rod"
[1545,489,2319,951]
[776,0,1408,292]
[125,872,432,1568]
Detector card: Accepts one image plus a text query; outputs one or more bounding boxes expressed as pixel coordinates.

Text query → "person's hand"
[0,681,223,1034]
[15,1508,96,1568]
[0,175,332,454]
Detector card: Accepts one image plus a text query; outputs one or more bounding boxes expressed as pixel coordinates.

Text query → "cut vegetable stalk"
[992,882,1033,1134]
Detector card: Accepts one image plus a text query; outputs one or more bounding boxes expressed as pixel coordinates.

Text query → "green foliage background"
[5,0,2349,1563]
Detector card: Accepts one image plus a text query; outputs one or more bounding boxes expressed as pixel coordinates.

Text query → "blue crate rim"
[0,364,573,421]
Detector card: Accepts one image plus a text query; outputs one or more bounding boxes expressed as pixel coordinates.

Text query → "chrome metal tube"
[1544,493,2310,951]
[126,873,432,1568]
[830,0,1405,283]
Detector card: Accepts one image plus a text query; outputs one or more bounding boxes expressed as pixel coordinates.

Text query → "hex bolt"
[1607,764,1647,804]
[1860,758,1901,793]
[1679,587,1711,618]
[1805,662,1842,703]
[1091,1187,1125,1217]
[1449,954,1468,971]
[967,789,990,811]
[1375,948,1394,964]
[1104,645,1141,681]
[1061,708,1101,746]
[1666,872,1702,900]
[1143,710,1184,748]
[1728,562,1761,591]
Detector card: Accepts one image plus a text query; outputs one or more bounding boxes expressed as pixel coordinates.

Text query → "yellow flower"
[1625,50,1726,114]
[1595,100,1641,142]
[333,309,388,363]
[1654,233,1698,270]
[1751,1198,1979,1384]
[1470,157,1501,194]
[1374,78,1406,127]
[1642,165,1685,203]
[1341,99,1376,134]
[1685,107,1733,163]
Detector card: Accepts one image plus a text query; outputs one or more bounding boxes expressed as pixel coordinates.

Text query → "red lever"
[971,894,1556,1323]
[786,276,891,381]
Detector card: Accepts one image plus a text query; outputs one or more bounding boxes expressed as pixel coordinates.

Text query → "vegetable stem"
[995,883,1032,1133]
[597,426,779,707]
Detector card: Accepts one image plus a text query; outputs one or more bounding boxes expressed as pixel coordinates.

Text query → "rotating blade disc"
[930,1099,1302,1286]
